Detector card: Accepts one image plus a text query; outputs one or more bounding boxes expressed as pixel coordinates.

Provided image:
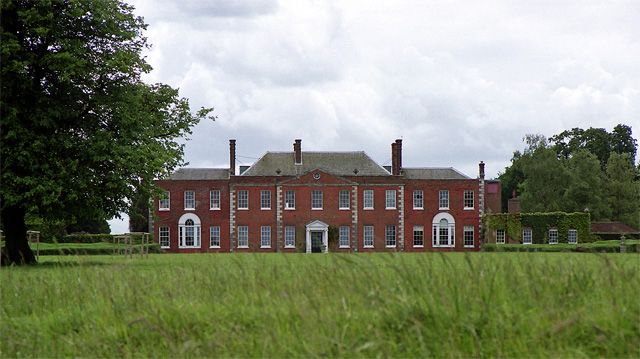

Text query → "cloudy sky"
[110,0,640,232]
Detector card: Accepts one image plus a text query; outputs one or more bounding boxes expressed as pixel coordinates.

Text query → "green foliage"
[519,146,569,212]
[34,242,162,255]
[499,125,639,228]
[0,0,212,263]
[1,253,638,357]
[606,153,640,228]
[484,212,592,244]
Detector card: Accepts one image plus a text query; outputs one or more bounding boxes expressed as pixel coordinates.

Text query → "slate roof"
[591,222,640,234]
[168,168,229,180]
[242,152,391,176]
[402,167,470,180]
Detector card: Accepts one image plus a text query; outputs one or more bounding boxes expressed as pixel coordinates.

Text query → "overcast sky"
[110,0,640,233]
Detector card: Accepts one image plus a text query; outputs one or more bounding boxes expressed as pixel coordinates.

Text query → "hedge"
[483,212,593,244]
[482,240,639,253]
[35,243,162,256]
[40,233,153,244]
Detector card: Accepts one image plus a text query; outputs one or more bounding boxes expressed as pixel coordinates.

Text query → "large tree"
[1,0,211,264]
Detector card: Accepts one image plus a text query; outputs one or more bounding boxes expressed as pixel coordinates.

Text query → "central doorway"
[311,231,323,253]
[305,220,329,253]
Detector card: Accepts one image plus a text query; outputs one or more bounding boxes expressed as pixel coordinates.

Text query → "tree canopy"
[499,125,639,228]
[1,0,211,264]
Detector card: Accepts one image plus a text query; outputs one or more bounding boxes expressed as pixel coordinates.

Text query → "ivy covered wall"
[483,212,592,244]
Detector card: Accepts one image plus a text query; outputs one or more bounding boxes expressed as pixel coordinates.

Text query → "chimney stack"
[294,139,302,165]
[229,139,236,176]
[392,139,402,175]
[479,161,485,179]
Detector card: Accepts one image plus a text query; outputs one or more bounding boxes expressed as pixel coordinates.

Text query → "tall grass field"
[1,253,639,357]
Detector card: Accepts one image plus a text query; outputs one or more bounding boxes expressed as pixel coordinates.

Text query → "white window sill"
[385,245,397,248]
[284,245,296,249]
[523,242,532,245]
[285,207,296,210]
[439,207,449,211]
[312,208,323,211]
[363,245,374,248]
[260,246,271,249]
[179,246,201,249]
[260,208,271,211]
[184,208,195,211]
[433,245,454,248]
[339,207,350,210]
[464,207,474,211]
[414,245,424,248]
[385,207,397,210]
[160,246,170,249]
[549,242,558,245]
[339,245,350,248]
[363,207,374,210]
[210,246,221,249]
[238,245,249,249]
[238,208,249,211]
[210,208,221,211]
[463,245,474,248]
[413,207,423,210]
[159,208,170,211]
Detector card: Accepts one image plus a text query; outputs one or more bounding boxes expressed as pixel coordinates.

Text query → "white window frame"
[432,218,455,248]
[159,191,170,211]
[285,190,295,210]
[463,226,474,248]
[568,229,577,244]
[311,190,323,210]
[285,226,296,248]
[363,225,374,248]
[496,229,505,244]
[385,225,396,248]
[237,225,249,248]
[237,190,248,210]
[523,228,532,245]
[363,190,374,210]
[413,226,424,248]
[178,218,201,248]
[260,190,271,210]
[413,190,424,210]
[210,226,221,248]
[159,226,170,248]
[439,190,449,210]
[548,229,558,244]
[339,190,350,210]
[339,226,350,248]
[463,190,474,210]
[385,190,396,209]
[184,190,195,210]
[210,190,220,210]
[260,226,271,248]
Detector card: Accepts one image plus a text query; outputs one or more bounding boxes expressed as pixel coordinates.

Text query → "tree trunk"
[1,204,36,265]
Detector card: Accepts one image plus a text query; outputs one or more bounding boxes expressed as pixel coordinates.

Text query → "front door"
[311,231,323,253]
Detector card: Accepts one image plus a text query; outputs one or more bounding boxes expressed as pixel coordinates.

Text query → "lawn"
[1,253,639,357]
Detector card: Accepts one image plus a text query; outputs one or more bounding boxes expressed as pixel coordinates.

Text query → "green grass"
[1,253,639,357]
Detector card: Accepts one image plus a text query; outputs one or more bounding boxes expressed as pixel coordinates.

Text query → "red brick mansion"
[153,139,492,253]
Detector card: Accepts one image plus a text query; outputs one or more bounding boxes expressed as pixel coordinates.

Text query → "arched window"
[178,213,201,248]
[432,213,455,248]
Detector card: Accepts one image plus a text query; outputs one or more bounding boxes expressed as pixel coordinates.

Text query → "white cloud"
[128,0,640,182]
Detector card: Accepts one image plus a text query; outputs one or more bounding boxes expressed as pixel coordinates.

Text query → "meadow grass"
[1,253,639,358]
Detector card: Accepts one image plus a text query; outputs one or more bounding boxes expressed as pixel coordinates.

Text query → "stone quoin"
[153,139,489,253]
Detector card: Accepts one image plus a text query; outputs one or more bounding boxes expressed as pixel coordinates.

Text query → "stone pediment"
[280,168,356,185]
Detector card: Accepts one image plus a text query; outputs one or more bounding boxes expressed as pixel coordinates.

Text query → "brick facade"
[154,140,486,253]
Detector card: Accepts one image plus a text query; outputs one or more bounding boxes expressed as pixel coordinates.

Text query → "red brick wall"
[155,179,231,253]
[154,175,481,253]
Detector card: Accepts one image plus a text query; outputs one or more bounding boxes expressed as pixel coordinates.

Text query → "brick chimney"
[229,139,236,176]
[392,139,402,175]
[294,139,302,165]
[479,161,485,179]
